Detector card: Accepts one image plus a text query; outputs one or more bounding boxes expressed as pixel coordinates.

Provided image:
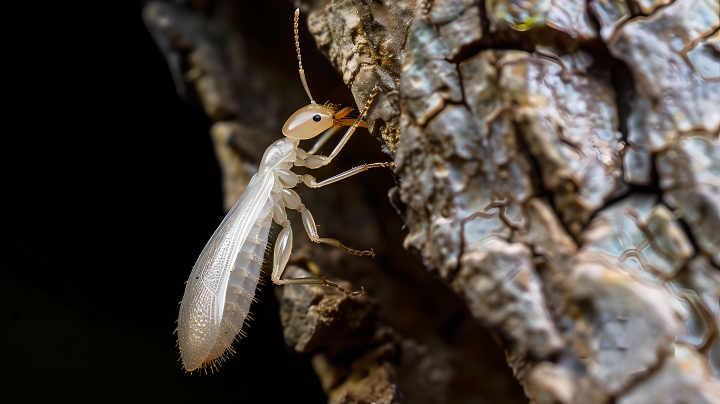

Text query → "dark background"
[3,1,327,402]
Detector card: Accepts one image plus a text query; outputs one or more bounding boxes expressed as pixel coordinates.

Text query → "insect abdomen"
[203,198,273,365]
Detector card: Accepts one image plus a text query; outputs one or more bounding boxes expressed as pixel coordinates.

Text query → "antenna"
[294,9,315,105]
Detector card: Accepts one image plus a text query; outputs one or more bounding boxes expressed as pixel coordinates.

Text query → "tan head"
[283,9,365,140]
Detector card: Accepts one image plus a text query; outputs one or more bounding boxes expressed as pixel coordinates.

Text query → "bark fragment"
[567,258,685,393]
[657,135,720,266]
[608,0,720,184]
[281,267,527,404]
[668,255,720,360]
[589,0,630,41]
[392,2,720,402]
[401,17,463,127]
[687,31,720,80]
[616,344,720,404]
[452,240,564,359]
[308,0,421,151]
[502,49,624,234]
[280,267,399,404]
[427,0,488,59]
[485,0,597,40]
[578,194,694,283]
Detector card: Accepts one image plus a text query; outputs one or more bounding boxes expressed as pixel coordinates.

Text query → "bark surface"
[146,0,720,402]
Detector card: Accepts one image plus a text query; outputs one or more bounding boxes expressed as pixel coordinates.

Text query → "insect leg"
[275,274,365,296]
[304,86,380,169]
[298,203,375,258]
[300,162,395,188]
[278,186,376,258]
[271,218,364,295]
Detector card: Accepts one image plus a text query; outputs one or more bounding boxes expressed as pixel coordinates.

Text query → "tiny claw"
[324,279,365,295]
[355,248,375,258]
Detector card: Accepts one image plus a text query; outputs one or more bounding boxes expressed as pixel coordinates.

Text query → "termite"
[177,9,394,372]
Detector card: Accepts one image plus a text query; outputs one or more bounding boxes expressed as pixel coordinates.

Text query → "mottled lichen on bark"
[307,0,421,152]
[396,15,577,394]
[609,0,720,185]
[616,344,720,404]
[392,0,720,401]
[453,240,564,359]
[485,0,598,41]
[577,194,694,283]
[657,135,720,266]
[502,49,625,234]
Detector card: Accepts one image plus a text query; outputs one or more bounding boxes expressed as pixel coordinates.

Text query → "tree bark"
[145,0,720,402]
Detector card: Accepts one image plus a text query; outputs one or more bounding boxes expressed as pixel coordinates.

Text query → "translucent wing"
[178,173,274,371]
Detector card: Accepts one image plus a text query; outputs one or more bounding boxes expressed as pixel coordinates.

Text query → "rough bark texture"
[146,0,720,403]
[392,0,720,402]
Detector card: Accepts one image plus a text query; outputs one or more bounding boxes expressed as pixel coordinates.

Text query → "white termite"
[177,9,394,372]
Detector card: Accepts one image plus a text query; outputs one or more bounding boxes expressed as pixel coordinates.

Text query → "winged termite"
[177,9,393,372]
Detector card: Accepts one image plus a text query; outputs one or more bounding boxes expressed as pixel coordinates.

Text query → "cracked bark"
[391,0,720,402]
[146,0,720,402]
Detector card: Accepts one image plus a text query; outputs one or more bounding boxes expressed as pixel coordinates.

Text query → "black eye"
[313,114,322,122]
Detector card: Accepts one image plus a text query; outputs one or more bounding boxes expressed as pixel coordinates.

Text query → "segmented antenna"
[294,9,315,105]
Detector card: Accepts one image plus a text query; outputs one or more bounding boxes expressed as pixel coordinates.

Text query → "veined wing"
[178,173,274,371]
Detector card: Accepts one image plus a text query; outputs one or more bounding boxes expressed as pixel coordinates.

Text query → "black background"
[3,1,329,402]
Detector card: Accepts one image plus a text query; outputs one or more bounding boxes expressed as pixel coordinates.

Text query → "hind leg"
[270,203,364,295]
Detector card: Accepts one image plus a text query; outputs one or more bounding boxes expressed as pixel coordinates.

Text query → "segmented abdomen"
[203,197,273,364]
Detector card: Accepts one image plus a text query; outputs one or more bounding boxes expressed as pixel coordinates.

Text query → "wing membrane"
[178,173,274,371]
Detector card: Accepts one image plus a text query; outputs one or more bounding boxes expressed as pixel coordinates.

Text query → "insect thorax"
[258,137,299,176]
